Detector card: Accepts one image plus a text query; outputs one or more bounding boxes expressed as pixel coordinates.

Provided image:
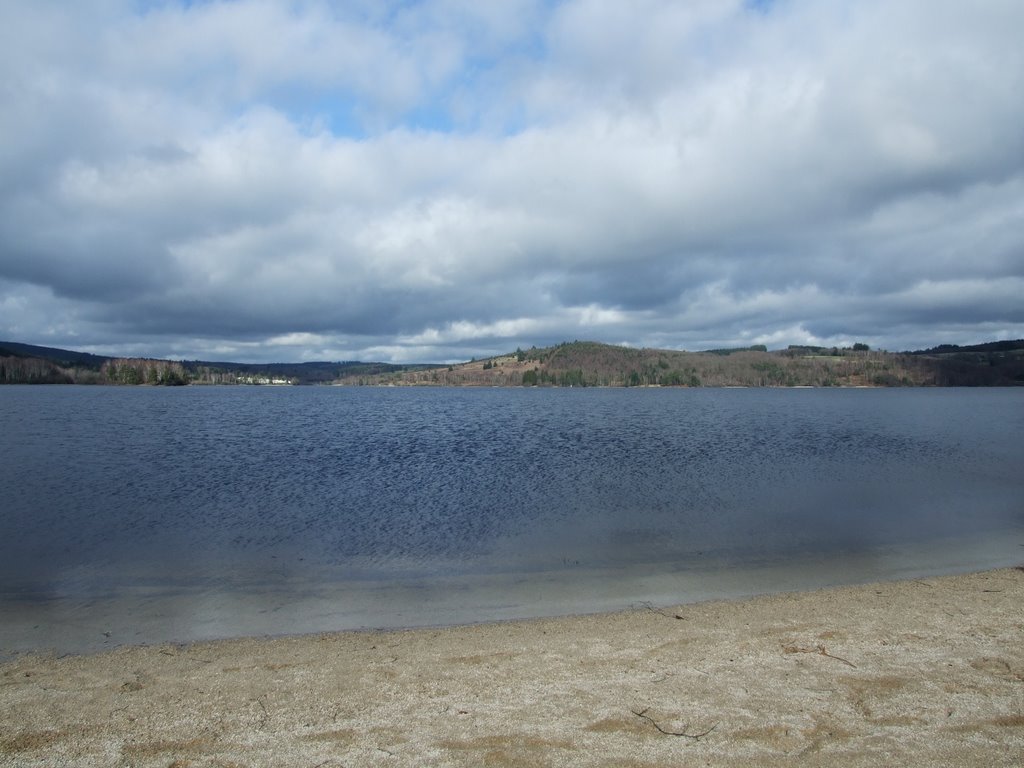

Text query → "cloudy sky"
[1,0,1022,364]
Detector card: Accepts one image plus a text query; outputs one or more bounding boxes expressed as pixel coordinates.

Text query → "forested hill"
[2,338,1023,387]
[337,340,1024,388]
[0,341,438,385]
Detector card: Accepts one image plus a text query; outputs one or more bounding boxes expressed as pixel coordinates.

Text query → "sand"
[1,568,1022,767]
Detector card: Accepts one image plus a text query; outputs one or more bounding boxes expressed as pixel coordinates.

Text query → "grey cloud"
[1,0,1023,363]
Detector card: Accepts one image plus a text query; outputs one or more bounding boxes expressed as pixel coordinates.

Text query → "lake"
[1,385,1022,655]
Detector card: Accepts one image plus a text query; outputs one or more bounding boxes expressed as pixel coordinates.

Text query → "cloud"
[1,0,1022,363]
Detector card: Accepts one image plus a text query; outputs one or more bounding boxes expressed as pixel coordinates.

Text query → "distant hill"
[180,359,443,385]
[909,340,1024,354]
[0,340,108,384]
[901,340,1024,387]
[0,340,442,385]
[0,340,111,369]
[336,339,1024,388]
[3,338,1023,386]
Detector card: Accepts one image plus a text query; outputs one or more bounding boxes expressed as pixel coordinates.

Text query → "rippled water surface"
[2,386,1022,653]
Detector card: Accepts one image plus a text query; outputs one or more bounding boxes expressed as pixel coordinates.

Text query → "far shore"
[2,568,1022,766]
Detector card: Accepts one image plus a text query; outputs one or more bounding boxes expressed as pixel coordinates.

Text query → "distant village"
[239,375,294,386]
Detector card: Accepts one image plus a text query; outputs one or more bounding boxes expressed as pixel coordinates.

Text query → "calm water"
[1,386,1022,654]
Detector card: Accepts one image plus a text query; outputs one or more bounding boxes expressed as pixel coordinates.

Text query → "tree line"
[101,359,189,385]
[335,340,1024,388]
[4,338,1023,387]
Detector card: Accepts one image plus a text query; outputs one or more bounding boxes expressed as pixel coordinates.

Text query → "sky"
[1,0,1022,364]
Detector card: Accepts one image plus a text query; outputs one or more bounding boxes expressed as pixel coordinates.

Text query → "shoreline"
[2,568,1022,766]
[5,530,1023,658]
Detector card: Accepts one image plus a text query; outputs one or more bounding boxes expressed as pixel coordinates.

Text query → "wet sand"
[2,568,1022,767]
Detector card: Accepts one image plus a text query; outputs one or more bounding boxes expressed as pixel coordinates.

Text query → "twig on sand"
[783,643,856,668]
[255,695,270,730]
[636,602,685,620]
[631,707,718,739]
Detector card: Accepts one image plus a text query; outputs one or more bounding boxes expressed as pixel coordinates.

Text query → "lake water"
[1,386,1022,655]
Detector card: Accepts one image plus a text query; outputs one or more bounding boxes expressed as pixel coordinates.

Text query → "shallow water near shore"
[2,386,1022,655]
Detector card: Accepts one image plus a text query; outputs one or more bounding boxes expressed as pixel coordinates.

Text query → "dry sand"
[2,568,1022,767]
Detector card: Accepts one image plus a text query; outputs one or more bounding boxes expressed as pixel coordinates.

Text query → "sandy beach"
[2,568,1022,767]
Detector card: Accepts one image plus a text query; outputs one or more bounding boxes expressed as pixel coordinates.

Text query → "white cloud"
[0,0,1022,363]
